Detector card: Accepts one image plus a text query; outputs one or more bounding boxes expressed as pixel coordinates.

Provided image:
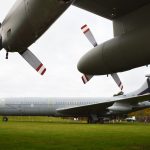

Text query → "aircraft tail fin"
[135,76,150,95]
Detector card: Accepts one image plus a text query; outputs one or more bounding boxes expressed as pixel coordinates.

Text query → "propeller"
[81,24,123,91]
[0,23,46,75]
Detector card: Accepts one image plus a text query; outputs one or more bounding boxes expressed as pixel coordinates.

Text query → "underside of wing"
[73,0,150,20]
[57,94,150,116]
[57,101,113,116]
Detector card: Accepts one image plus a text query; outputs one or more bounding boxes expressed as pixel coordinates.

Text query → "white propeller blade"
[80,24,97,84]
[20,49,46,75]
[111,73,123,91]
[81,74,93,84]
[81,24,98,47]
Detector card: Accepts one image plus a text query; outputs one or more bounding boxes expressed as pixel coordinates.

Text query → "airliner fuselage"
[0,97,149,118]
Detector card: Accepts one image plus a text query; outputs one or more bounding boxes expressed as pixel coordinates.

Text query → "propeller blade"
[111,73,123,91]
[81,74,93,84]
[20,49,46,75]
[81,24,98,47]
[80,24,97,84]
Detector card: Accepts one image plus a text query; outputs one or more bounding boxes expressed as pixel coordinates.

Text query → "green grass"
[0,117,150,150]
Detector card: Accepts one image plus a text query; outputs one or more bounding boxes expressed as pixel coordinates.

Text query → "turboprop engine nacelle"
[78,26,150,75]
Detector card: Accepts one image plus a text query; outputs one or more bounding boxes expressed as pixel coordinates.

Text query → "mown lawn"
[0,117,150,150]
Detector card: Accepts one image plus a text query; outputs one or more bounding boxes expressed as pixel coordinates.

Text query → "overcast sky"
[0,1,149,97]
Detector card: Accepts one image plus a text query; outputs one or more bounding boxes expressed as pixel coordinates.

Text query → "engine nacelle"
[108,102,132,112]
[78,26,150,75]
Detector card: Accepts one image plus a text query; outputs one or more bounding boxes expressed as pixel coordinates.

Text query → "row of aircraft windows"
[8,101,98,105]
[55,101,97,105]
[8,101,46,105]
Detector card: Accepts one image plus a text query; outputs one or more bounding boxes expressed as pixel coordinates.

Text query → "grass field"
[0,117,150,150]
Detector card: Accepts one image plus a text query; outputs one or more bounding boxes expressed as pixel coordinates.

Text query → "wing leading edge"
[73,0,150,20]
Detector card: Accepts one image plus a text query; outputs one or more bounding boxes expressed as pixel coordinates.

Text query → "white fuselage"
[0,96,150,117]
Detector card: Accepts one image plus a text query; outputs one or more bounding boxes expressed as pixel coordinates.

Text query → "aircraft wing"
[57,94,150,115]
[57,101,113,116]
[73,0,150,20]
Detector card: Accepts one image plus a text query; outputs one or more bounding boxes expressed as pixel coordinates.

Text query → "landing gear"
[87,115,98,124]
[2,116,8,122]
[88,117,95,124]
[87,116,111,124]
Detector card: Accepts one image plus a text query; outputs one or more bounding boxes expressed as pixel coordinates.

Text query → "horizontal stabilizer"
[20,49,46,75]
[81,74,93,84]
